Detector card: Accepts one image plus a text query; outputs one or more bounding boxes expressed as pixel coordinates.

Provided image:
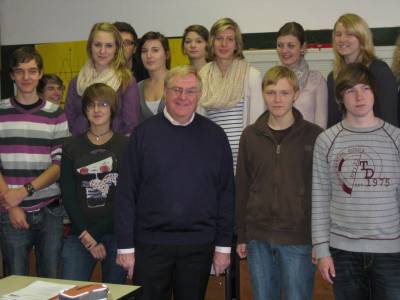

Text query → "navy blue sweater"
[115,113,234,249]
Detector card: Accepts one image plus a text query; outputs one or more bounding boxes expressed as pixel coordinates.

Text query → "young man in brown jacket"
[235,65,323,300]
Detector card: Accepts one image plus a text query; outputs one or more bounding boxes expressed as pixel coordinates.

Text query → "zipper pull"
[276,144,281,154]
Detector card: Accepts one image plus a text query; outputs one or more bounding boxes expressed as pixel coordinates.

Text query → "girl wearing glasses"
[65,22,140,136]
[61,83,128,283]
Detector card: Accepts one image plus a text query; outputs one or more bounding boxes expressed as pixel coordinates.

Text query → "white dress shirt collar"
[163,107,195,126]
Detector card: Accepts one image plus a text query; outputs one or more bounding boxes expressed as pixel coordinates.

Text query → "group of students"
[0,11,399,300]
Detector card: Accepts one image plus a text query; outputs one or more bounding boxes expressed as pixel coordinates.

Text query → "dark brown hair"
[113,21,138,43]
[9,47,43,73]
[335,63,376,114]
[182,24,210,57]
[139,31,171,69]
[37,74,64,94]
[277,22,306,46]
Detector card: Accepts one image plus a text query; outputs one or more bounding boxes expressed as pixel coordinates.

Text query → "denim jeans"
[0,205,64,277]
[61,234,126,284]
[247,240,315,300]
[331,248,400,300]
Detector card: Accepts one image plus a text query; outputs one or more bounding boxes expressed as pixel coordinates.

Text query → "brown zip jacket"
[235,108,323,245]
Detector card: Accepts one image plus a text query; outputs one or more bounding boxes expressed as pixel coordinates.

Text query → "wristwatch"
[24,183,35,196]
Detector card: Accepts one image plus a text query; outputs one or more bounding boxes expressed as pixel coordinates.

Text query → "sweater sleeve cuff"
[314,242,331,259]
[117,234,135,250]
[117,248,135,254]
[215,246,231,254]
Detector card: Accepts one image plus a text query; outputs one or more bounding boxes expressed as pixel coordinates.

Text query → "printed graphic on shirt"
[77,157,118,208]
[334,145,389,195]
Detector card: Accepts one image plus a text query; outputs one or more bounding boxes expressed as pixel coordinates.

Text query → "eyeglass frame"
[123,39,136,47]
[166,87,200,97]
[86,100,110,110]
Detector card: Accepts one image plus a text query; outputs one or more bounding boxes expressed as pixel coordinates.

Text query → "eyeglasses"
[87,101,110,110]
[123,39,136,47]
[167,87,199,97]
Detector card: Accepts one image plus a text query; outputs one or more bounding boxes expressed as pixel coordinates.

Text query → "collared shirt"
[117,108,231,255]
[163,107,195,126]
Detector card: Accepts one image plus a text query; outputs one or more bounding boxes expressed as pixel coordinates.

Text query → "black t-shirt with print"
[61,133,128,238]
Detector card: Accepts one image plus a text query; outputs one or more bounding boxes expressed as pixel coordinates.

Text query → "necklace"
[88,129,112,141]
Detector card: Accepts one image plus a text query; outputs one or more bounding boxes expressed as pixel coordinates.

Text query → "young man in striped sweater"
[312,63,400,299]
[0,47,69,277]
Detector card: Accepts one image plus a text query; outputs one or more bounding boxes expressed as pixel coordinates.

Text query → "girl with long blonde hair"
[327,13,398,127]
[199,18,264,167]
[65,22,140,135]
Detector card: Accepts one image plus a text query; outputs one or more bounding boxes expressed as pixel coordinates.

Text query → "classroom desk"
[0,275,140,299]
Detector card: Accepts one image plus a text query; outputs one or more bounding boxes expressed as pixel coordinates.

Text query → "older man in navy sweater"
[115,65,234,300]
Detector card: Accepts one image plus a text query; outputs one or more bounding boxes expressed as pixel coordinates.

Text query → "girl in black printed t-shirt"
[61,83,128,283]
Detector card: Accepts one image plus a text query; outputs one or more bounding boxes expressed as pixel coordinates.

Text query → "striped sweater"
[312,119,400,259]
[0,98,69,210]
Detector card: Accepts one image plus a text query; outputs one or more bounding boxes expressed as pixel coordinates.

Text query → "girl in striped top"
[199,18,264,168]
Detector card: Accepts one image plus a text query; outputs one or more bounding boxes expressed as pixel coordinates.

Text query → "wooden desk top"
[0,275,140,299]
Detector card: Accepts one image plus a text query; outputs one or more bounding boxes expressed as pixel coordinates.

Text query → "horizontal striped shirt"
[0,98,69,209]
[207,99,245,169]
[312,119,400,258]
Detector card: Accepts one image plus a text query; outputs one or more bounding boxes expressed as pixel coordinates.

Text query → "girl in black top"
[327,13,398,127]
[61,83,128,283]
